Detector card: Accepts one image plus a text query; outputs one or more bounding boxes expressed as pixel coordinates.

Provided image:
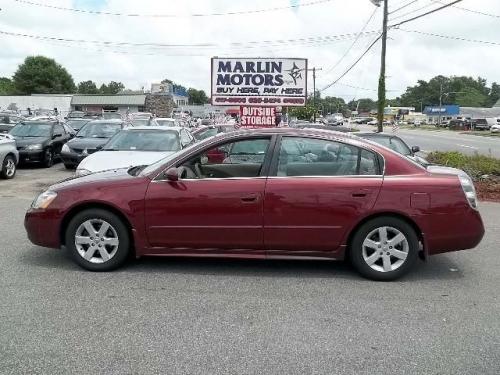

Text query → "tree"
[488,82,500,107]
[187,88,209,105]
[289,105,316,120]
[347,98,377,113]
[0,77,14,95]
[12,56,76,94]
[99,81,125,94]
[77,80,99,94]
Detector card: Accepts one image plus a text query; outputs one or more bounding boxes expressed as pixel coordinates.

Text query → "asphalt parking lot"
[1,163,500,374]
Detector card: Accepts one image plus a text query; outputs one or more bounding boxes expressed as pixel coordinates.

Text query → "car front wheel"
[65,209,130,271]
[1,155,16,179]
[43,148,54,168]
[350,217,419,281]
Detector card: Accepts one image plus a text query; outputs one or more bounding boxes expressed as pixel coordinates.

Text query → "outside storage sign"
[211,57,307,107]
[240,107,276,127]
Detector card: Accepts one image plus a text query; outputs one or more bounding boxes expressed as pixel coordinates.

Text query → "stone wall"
[144,94,175,117]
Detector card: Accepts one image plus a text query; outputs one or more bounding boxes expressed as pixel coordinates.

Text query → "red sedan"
[25,128,484,280]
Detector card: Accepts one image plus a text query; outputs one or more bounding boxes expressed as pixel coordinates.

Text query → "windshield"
[362,136,412,156]
[66,120,89,130]
[76,122,122,138]
[156,119,176,127]
[194,128,218,140]
[103,130,181,151]
[140,141,200,176]
[10,122,52,137]
[131,119,151,127]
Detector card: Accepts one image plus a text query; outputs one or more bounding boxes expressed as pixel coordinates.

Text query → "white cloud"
[1,0,499,100]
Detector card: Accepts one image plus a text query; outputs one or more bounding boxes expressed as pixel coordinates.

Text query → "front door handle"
[351,189,371,198]
[241,194,259,203]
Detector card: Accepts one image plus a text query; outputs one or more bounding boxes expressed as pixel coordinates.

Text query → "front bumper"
[18,150,45,163]
[25,208,62,249]
[60,151,87,167]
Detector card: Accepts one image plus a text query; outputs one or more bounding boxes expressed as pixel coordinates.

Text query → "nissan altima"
[24,128,484,280]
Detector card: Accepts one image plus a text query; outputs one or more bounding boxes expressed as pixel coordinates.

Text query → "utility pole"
[439,82,443,126]
[377,0,389,133]
[304,67,322,122]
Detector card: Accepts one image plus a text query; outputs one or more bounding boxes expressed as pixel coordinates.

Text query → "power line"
[320,34,382,92]
[324,6,379,75]
[390,0,463,27]
[398,28,500,47]
[0,28,379,50]
[431,0,500,19]
[389,1,436,21]
[11,0,335,18]
[389,0,419,15]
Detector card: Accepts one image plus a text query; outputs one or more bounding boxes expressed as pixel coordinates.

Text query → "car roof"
[123,126,184,132]
[357,132,400,138]
[87,119,124,124]
[155,118,176,121]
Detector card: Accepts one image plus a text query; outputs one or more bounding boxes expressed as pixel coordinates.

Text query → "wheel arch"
[4,152,18,164]
[344,212,425,259]
[60,202,134,250]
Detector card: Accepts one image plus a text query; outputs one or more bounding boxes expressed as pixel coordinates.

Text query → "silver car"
[0,134,19,179]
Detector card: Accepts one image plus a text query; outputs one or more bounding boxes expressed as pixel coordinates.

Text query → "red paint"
[24,128,485,262]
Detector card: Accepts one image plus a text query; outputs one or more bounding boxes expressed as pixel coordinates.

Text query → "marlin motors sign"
[211,57,307,107]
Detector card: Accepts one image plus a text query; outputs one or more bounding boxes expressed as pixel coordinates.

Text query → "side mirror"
[165,167,179,181]
[411,146,420,153]
[96,144,104,150]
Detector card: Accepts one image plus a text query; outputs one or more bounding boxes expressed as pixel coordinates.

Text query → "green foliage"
[187,88,209,105]
[12,56,76,94]
[0,77,14,94]
[289,105,316,120]
[99,81,125,94]
[77,80,99,94]
[399,75,497,109]
[347,98,377,113]
[426,151,500,179]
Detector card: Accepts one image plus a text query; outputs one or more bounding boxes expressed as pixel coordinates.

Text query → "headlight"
[62,144,70,153]
[459,175,478,209]
[32,191,57,209]
[75,168,92,177]
[26,144,43,150]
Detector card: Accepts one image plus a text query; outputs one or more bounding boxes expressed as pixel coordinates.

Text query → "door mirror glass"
[411,146,420,153]
[165,167,179,181]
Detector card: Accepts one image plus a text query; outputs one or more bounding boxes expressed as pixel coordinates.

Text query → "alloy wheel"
[74,219,119,264]
[5,158,15,177]
[362,226,409,273]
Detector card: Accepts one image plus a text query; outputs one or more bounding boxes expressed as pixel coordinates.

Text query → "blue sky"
[73,0,106,10]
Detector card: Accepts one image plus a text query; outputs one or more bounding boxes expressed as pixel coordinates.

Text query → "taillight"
[459,175,478,209]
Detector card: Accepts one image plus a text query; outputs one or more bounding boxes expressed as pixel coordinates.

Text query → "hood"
[77,150,175,173]
[13,136,49,147]
[67,137,111,150]
[427,165,469,178]
[49,167,138,191]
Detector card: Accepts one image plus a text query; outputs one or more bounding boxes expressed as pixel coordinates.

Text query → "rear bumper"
[25,208,62,249]
[420,208,485,255]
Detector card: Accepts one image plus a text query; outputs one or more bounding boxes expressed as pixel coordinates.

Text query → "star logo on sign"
[287,63,302,85]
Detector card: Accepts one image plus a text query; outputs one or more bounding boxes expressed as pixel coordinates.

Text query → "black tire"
[65,209,130,271]
[43,148,54,168]
[349,217,419,281]
[1,155,16,179]
[64,163,74,170]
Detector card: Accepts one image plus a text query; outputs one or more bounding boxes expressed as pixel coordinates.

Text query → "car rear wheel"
[43,148,54,168]
[65,209,130,271]
[350,217,419,281]
[1,155,16,179]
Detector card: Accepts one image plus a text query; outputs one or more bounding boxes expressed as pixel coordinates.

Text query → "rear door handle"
[241,194,259,203]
